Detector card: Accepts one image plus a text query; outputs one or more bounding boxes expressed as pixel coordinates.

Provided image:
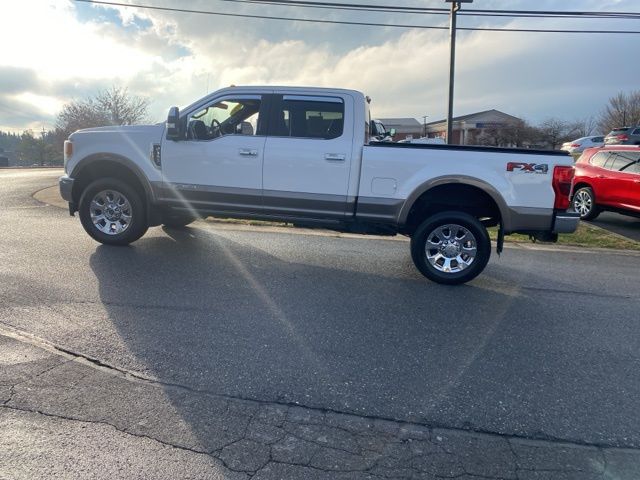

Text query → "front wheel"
[79,178,148,245]
[410,211,491,285]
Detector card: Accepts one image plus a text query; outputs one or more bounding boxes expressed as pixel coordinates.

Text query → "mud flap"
[496,223,504,255]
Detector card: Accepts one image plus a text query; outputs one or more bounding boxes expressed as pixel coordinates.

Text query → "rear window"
[589,151,609,167]
[609,128,630,135]
[273,96,344,140]
[591,136,604,142]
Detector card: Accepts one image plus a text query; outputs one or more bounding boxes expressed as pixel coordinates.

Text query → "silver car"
[561,135,605,154]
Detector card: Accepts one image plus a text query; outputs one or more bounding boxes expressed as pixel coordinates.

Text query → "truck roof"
[218,85,364,96]
[180,85,366,116]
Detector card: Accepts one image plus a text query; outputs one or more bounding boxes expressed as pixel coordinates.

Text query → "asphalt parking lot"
[590,211,640,242]
[2,168,640,478]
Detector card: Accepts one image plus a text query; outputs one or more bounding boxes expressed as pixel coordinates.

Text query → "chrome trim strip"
[283,95,344,103]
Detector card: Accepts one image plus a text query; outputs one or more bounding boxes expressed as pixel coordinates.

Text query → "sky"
[1,0,639,133]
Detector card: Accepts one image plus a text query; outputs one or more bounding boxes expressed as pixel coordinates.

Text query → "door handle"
[239,149,258,156]
[597,175,605,178]
[324,153,346,162]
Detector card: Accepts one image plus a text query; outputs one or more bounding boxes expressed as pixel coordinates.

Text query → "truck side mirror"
[389,128,397,137]
[166,106,181,141]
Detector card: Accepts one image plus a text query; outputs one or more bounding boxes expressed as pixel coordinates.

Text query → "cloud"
[0,66,42,95]
[0,95,56,131]
[0,0,639,132]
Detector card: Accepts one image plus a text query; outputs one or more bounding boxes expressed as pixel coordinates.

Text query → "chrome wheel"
[425,224,477,273]
[89,189,133,235]
[573,190,593,217]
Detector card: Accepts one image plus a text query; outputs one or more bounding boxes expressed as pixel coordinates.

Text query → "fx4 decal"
[506,162,549,174]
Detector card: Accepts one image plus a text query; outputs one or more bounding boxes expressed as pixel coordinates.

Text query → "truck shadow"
[85,224,640,452]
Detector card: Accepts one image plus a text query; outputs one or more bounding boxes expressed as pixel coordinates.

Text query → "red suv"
[572,146,640,220]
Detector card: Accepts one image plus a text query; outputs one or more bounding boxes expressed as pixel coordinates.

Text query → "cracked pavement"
[2,169,640,479]
[2,331,640,480]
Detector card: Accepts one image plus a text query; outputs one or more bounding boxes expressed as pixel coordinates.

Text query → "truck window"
[186,96,262,141]
[273,96,344,140]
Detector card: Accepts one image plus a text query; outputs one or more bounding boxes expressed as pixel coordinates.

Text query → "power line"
[218,0,640,19]
[73,0,640,34]
[217,0,640,20]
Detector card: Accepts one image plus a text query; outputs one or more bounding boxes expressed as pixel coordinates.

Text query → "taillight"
[570,143,580,148]
[617,134,629,141]
[553,165,575,210]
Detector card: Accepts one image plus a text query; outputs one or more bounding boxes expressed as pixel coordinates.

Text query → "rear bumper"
[552,211,580,234]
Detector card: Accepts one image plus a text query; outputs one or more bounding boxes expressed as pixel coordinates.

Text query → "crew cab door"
[262,94,354,219]
[160,94,267,214]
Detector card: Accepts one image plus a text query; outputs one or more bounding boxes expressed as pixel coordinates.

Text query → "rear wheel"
[79,178,148,245]
[572,187,600,220]
[410,211,491,285]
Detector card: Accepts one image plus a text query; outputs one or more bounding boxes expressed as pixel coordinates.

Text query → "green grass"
[490,223,640,251]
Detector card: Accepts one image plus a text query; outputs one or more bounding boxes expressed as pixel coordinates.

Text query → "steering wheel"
[210,119,222,138]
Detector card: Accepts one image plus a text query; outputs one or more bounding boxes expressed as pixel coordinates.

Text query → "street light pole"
[445,0,472,145]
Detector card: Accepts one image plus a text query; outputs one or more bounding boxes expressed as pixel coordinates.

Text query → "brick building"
[424,109,523,145]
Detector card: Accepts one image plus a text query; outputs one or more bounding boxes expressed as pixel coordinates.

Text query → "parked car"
[59,86,578,285]
[604,127,640,145]
[572,146,640,220]
[560,135,604,154]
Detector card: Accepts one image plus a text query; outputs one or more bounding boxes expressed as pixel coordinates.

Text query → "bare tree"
[470,120,538,148]
[538,118,573,149]
[56,87,150,138]
[96,87,150,126]
[598,90,640,134]
[570,116,598,137]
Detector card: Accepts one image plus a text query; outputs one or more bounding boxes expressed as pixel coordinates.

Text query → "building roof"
[425,109,522,127]
[378,118,422,128]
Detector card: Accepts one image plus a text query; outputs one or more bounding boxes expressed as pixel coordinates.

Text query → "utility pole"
[445,0,472,145]
[422,115,429,137]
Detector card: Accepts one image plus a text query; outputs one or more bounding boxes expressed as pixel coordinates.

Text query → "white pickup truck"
[59,86,579,284]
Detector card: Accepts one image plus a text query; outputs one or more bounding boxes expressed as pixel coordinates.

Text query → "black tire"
[78,178,148,245]
[162,213,198,229]
[572,186,601,221]
[410,211,491,285]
